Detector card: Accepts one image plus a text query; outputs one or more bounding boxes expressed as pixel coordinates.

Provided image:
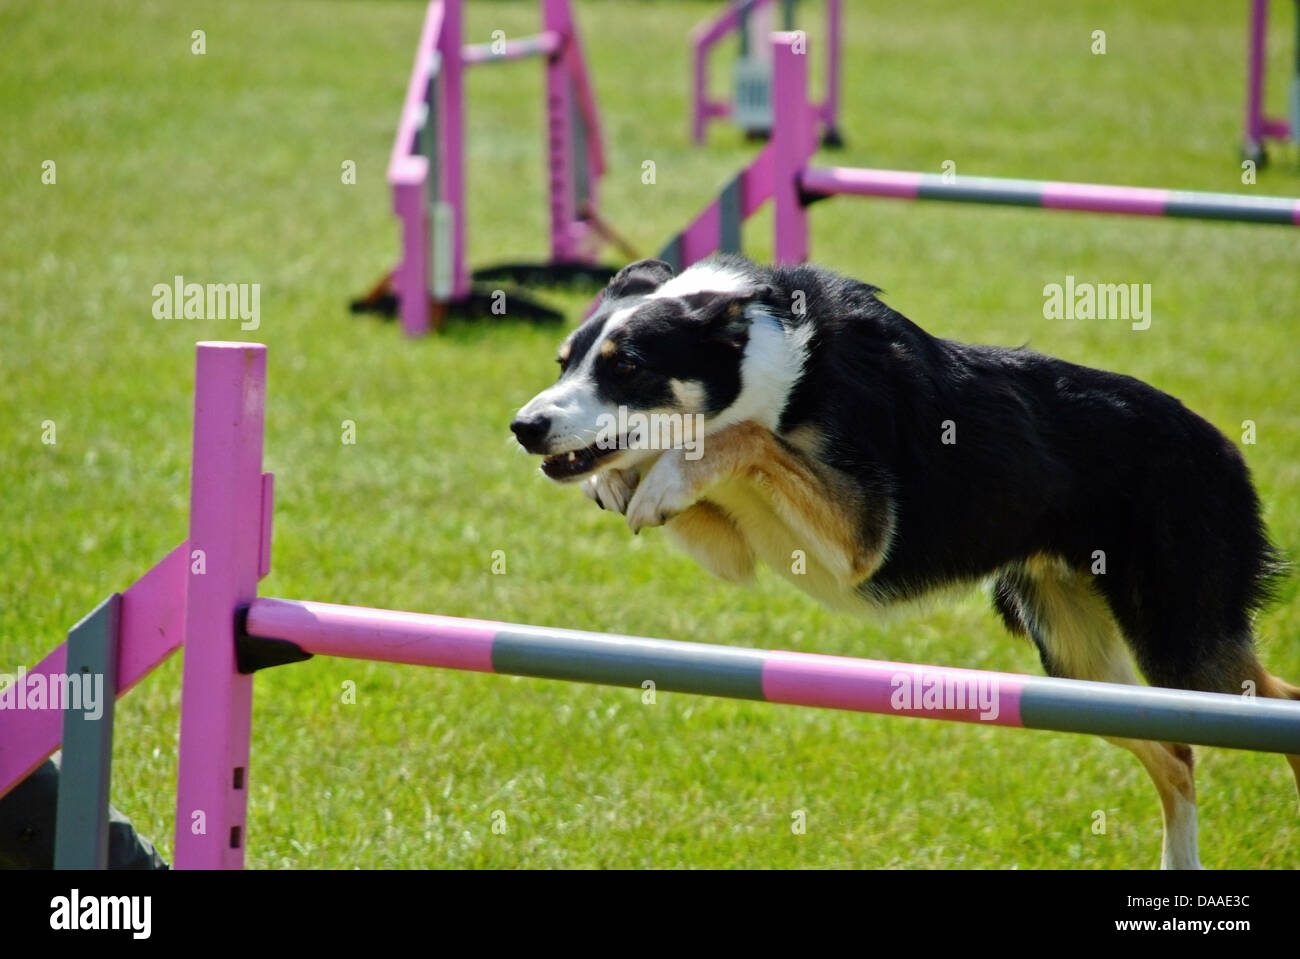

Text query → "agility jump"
[690,0,842,146]
[1,340,1297,869]
[353,0,633,336]
[658,33,1300,272]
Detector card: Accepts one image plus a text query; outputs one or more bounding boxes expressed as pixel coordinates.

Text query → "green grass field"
[3,0,1299,868]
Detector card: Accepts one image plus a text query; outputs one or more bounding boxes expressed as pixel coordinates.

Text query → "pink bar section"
[762,651,1024,727]
[116,541,190,695]
[0,542,188,800]
[1261,118,1293,139]
[245,598,498,673]
[174,342,267,870]
[673,142,773,267]
[1041,181,1168,217]
[800,166,922,199]
[680,200,721,266]
[0,644,66,800]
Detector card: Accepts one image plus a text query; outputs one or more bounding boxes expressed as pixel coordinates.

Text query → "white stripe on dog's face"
[648,261,749,300]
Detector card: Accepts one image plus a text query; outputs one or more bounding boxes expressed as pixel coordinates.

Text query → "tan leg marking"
[664,501,756,583]
[625,421,883,586]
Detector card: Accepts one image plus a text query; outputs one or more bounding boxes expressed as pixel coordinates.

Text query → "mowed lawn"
[2,0,1298,869]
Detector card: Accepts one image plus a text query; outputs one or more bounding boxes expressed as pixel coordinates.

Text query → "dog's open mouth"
[541,441,622,481]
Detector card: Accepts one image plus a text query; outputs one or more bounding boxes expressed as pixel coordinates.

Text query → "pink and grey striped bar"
[244,597,1300,754]
[799,167,1300,226]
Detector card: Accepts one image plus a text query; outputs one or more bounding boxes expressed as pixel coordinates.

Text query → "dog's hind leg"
[997,561,1201,869]
[1118,615,1300,812]
[1246,660,1300,804]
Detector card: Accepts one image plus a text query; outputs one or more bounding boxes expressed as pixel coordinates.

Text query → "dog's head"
[511,257,793,481]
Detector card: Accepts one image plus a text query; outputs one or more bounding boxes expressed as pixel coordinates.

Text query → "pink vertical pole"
[174,342,267,869]
[559,0,607,261]
[543,0,579,263]
[394,178,430,336]
[1245,0,1269,149]
[442,0,469,301]
[771,32,810,264]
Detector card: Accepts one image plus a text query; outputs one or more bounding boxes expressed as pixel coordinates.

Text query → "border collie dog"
[511,254,1297,869]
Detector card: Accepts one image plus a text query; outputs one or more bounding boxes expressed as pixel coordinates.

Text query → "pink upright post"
[554,0,607,259]
[441,0,468,303]
[173,342,270,869]
[771,32,812,263]
[543,0,580,262]
[389,1,444,336]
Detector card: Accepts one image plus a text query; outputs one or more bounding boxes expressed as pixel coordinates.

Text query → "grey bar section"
[1165,190,1297,224]
[570,79,590,212]
[424,72,440,202]
[915,174,1045,208]
[54,593,120,870]
[719,174,743,253]
[656,234,683,273]
[1019,676,1300,754]
[492,625,768,700]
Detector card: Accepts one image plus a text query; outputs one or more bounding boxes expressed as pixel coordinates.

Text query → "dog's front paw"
[582,466,640,514]
[626,453,695,533]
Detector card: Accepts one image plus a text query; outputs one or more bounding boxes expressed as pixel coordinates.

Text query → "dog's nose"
[510,414,551,452]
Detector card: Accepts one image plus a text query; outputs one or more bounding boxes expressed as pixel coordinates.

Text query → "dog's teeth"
[568,452,577,462]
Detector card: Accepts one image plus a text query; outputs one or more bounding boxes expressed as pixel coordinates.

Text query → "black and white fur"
[511,254,1298,869]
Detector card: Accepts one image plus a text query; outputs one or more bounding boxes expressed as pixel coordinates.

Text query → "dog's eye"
[556,355,568,372]
[614,358,637,376]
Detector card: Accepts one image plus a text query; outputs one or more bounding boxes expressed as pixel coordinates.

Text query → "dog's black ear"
[685,285,778,350]
[605,259,675,300]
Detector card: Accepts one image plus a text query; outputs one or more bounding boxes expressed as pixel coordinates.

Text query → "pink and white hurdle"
[690,0,842,147]
[352,0,633,336]
[658,32,1300,273]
